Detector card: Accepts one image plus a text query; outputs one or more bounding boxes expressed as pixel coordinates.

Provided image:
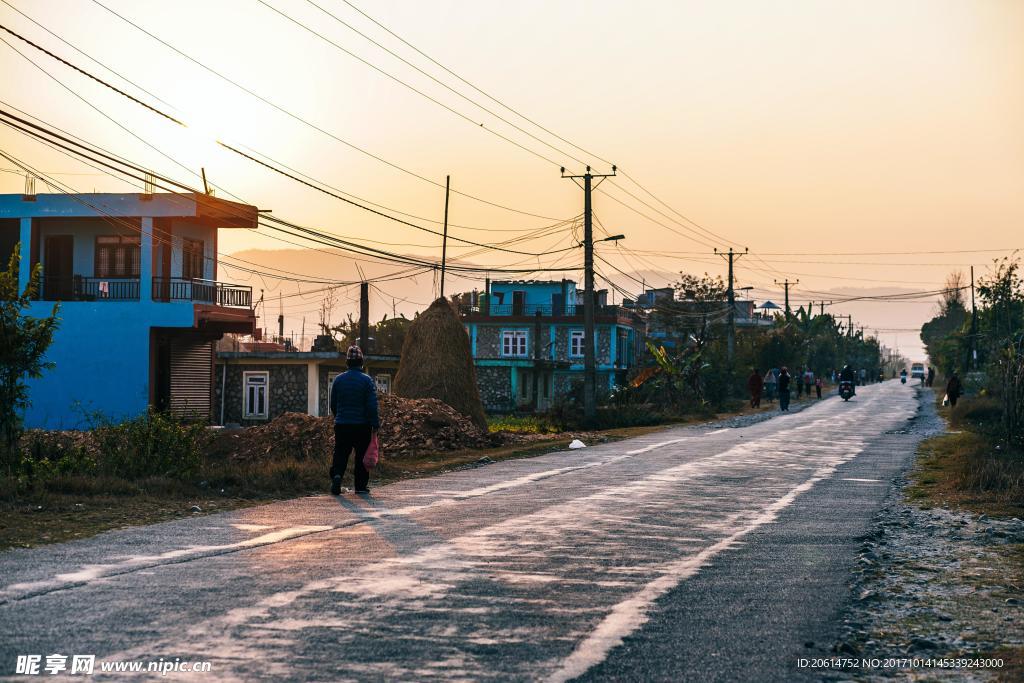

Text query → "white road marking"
[0,525,332,603]
[547,460,852,683]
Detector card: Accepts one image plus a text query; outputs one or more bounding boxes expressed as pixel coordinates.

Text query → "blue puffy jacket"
[330,369,380,428]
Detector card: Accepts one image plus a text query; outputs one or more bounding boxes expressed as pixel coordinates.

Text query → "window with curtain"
[95,235,141,278]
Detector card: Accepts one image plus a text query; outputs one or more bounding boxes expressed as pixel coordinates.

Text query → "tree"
[921,270,970,374]
[651,273,730,403]
[0,245,60,472]
[333,313,411,355]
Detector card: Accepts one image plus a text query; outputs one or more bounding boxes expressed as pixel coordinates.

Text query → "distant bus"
[911,362,925,379]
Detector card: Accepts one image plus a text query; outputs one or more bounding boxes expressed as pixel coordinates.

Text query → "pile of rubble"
[217,394,498,462]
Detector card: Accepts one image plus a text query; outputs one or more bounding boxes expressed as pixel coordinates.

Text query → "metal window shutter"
[169,339,213,420]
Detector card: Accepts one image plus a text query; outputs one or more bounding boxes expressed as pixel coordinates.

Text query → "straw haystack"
[393,298,488,429]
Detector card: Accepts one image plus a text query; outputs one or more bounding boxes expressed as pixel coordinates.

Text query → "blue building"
[1,192,257,428]
[460,279,646,412]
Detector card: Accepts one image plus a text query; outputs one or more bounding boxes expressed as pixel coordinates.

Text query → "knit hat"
[346,345,364,361]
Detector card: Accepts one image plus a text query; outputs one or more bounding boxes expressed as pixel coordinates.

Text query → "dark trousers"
[949,394,960,407]
[815,385,822,399]
[332,424,371,490]
[779,389,791,411]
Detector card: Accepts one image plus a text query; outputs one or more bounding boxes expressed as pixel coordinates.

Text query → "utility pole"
[820,300,831,316]
[775,279,799,319]
[563,164,617,425]
[359,282,370,353]
[970,265,977,370]
[277,292,284,343]
[716,247,747,364]
[440,175,450,299]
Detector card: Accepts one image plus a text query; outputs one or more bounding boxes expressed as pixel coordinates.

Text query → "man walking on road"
[329,345,380,495]
[763,368,777,403]
[777,367,792,411]
[946,372,963,408]
[747,368,764,408]
[803,368,814,398]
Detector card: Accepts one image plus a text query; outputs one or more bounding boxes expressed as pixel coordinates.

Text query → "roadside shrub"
[487,415,563,434]
[950,397,1003,434]
[89,410,207,479]
[12,430,97,489]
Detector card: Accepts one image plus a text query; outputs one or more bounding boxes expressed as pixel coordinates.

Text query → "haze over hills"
[226,247,938,361]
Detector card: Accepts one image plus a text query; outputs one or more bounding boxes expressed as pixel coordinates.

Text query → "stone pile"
[219,393,497,462]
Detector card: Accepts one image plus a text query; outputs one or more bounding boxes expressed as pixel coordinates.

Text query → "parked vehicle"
[839,380,855,401]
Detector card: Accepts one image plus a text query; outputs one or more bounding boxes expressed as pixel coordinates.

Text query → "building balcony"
[152,277,252,307]
[459,303,645,326]
[40,275,140,301]
[35,275,252,308]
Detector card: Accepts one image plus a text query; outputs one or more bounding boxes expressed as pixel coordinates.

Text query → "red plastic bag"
[363,433,380,469]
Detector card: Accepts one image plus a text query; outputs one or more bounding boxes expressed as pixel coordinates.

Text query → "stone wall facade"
[216,363,307,426]
[476,365,513,412]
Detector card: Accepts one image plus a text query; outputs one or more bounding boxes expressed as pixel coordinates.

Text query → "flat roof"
[0,192,258,228]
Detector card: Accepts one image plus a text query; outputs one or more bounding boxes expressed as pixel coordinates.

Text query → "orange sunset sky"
[1,0,1022,358]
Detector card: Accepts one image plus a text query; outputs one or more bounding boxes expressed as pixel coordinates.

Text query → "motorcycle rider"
[839,363,856,395]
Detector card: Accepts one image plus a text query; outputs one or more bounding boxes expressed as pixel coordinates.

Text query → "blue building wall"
[489,280,577,307]
[22,300,196,429]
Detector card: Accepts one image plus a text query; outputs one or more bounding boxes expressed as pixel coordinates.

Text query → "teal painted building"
[1,192,257,428]
[460,280,646,412]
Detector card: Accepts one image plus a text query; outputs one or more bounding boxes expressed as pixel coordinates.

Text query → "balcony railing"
[152,278,252,308]
[40,276,139,301]
[460,303,642,319]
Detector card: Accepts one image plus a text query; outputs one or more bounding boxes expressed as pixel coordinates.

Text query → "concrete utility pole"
[820,300,831,316]
[775,279,799,319]
[716,247,747,364]
[359,282,370,353]
[970,265,977,370]
[440,175,450,299]
[562,164,617,425]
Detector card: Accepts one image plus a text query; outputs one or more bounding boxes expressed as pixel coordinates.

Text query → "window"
[182,238,204,280]
[502,330,528,357]
[95,235,140,278]
[242,371,269,419]
[375,373,392,394]
[569,330,585,358]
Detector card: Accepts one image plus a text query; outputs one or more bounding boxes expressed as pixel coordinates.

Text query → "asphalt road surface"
[0,381,924,681]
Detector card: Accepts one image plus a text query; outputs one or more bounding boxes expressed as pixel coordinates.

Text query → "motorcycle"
[900,372,907,384]
[839,380,855,401]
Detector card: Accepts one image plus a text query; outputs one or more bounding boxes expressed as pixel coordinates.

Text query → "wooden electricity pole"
[440,175,450,299]
[562,164,617,425]
[716,247,747,364]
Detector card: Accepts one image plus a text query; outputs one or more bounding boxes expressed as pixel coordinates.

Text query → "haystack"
[393,298,488,429]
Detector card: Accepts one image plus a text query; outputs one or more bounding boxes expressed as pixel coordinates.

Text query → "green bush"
[487,415,563,434]
[89,410,207,479]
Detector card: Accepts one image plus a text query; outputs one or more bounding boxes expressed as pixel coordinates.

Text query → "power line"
[264,0,582,168]
[83,0,564,221]
[336,0,614,169]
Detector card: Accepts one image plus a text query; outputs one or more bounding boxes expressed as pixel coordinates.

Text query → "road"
[0,381,924,681]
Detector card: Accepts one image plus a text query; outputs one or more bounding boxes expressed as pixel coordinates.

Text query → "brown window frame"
[182,238,204,281]
[94,235,141,278]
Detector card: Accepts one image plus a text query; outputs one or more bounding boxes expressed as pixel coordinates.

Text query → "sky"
[1,0,1022,359]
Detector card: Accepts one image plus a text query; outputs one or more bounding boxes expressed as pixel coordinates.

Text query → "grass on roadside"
[908,389,1024,518]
